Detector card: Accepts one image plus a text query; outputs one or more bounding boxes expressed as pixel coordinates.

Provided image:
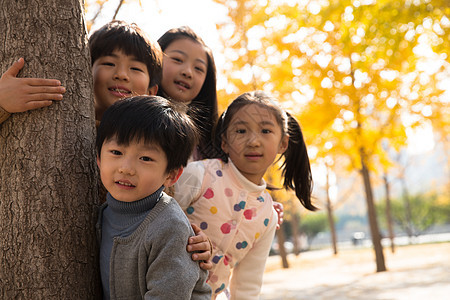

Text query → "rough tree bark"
[0,0,100,298]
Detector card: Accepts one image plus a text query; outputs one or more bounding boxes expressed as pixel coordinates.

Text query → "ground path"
[261,242,450,300]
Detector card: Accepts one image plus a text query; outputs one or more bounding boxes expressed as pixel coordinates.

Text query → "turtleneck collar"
[106,185,165,216]
[227,158,267,194]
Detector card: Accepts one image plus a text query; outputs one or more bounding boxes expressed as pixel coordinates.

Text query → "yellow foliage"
[215,0,449,170]
[214,0,450,212]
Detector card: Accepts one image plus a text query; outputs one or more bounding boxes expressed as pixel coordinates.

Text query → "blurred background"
[85,0,449,296]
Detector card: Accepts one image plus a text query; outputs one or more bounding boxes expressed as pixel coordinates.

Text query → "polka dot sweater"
[174,159,277,299]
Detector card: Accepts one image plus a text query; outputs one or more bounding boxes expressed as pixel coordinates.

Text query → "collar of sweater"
[106,186,164,217]
[227,158,267,194]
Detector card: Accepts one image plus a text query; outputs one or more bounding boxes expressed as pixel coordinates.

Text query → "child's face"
[97,137,180,202]
[92,49,157,120]
[221,104,288,185]
[161,38,207,104]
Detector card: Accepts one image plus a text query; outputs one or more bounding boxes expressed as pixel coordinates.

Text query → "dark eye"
[171,57,182,63]
[195,66,205,73]
[131,67,144,72]
[111,150,122,155]
[236,129,246,134]
[262,129,272,134]
[140,156,153,162]
[102,62,115,66]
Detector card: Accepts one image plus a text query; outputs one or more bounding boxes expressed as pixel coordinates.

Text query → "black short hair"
[89,20,162,88]
[96,96,199,172]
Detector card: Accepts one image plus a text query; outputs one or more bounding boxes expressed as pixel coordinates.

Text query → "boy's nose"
[118,162,135,175]
[114,67,129,81]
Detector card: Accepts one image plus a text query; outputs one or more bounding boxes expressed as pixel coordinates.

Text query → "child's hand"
[0,58,65,113]
[273,201,284,230]
[187,223,213,270]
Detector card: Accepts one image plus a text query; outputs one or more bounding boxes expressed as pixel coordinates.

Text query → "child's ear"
[278,135,289,154]
[220,134,229,155]
[96,155,101,168]
[148,84,158,96]
[164,167,184,187]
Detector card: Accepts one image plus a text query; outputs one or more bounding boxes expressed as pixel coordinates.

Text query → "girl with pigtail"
[174,90,316,299]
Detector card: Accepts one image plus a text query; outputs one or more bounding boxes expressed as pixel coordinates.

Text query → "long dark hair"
[157,26,218,159]
[212,91,316,211]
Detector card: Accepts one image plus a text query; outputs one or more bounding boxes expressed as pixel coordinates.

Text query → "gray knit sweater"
[96,192,211,300]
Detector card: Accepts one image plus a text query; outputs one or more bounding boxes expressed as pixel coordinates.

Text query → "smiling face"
[97,137,180,202]
[161,38,207,104]
[221,104,289,185]
[92,49,157,121]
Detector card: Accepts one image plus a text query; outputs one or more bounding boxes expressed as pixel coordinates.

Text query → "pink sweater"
[174,159,277,299]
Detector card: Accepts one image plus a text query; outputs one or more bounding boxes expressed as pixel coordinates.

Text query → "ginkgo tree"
[214,0,449,272]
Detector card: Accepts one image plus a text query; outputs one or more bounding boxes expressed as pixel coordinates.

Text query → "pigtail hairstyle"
[280,112,316,211]
[212,91,317,211]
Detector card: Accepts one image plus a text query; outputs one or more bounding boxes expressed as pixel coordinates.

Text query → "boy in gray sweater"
[96,95,211,299]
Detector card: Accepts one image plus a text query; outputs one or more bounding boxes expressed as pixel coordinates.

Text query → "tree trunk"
[0,0,101,298]
[360,150,386,272]
[291,213,301,256]
[276,223,289,269]
[383,173,395,253]
[326,164,338,255]
[400,175,415,239]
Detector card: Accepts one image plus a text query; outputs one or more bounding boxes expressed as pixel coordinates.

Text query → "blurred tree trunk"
[400,174,414,239]
[383,173,395,253]
[276,223,289,269]
[396,153,415,240]
[0,0,100,298]
[291,213,301,256]
[326,164,338,255]
[360,150,386,272]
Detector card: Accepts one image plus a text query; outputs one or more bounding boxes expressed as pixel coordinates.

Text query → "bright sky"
[88,0,227,67]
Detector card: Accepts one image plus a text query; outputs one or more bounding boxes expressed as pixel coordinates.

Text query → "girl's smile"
[244,152,263,161]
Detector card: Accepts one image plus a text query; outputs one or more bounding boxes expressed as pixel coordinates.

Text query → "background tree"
[0,0,100,298]
[266,170,294,268]
[300,212,329,249]
[376,191,449,238]
[85,0,145,31]
[382,170,396,253]
[324,161,338,255]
